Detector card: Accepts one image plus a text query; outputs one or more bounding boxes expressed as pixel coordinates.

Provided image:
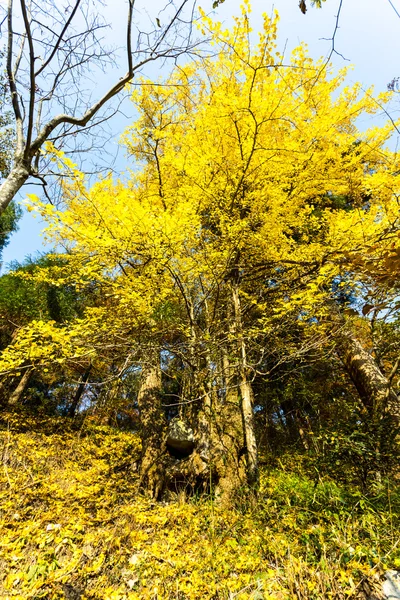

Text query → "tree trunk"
[67,365,92,418]
[172,290,247,503]
[213,387,247,504]
[8,368,32,406]
[238,373,258,484]
[0,163,30,214]
[165,384,217,497]
[137,351,167,499]
[232,282,259,487]
[334,328,400,423]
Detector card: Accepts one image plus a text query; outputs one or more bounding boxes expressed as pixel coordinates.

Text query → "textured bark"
[207,342,247,504]
[137,353,167,499]
[165,343,247,504]
[163,387,214,497]
[232,283,259,486]
[195,387,212,467]
[335,328,400,423]
[8,368,32,406]
[239,375,258,484]
[214,396,247,505]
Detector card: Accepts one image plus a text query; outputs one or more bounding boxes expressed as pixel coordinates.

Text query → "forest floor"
[0,410,399,600]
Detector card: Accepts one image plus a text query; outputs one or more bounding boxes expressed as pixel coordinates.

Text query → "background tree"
[0,201,21,260]
[0,254,90,408]
[0,0,196,216]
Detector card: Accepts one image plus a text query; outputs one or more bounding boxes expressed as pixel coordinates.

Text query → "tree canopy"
[3,2,399,369]
[1,3,400,597]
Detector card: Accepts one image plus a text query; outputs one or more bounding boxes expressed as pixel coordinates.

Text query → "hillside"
[1,410,398,600]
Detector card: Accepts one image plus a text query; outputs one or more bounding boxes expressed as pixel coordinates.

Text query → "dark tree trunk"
[67,365,92,417]
[160,347,248,505]
[280,399,311,450]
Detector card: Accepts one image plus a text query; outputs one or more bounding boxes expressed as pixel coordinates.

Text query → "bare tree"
[0,0,196,214]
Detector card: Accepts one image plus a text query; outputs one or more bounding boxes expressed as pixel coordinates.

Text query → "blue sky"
[2,0,400,269]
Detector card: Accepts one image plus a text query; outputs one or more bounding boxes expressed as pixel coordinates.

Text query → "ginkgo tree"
[1,1,399,500]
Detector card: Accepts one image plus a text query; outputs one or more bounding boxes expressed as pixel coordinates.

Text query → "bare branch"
[0,0,198,215]
[30,46,190,155]
[19,0,36,154]
[6,0,24,155]
[35,0,83,77]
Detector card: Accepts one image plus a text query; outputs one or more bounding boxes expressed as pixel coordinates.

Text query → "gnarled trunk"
[213,386,247,504]
[137,351,167,499]
[163,347,246,503]
[335,328,400,423]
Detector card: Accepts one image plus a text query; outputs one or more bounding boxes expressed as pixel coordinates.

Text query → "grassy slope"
[0,411,398,599]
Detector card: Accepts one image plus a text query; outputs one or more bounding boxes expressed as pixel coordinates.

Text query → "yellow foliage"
[1,2,399,375]
[0,412,396,599]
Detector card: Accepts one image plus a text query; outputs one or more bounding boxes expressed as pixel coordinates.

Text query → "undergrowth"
[0,411,398,599]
